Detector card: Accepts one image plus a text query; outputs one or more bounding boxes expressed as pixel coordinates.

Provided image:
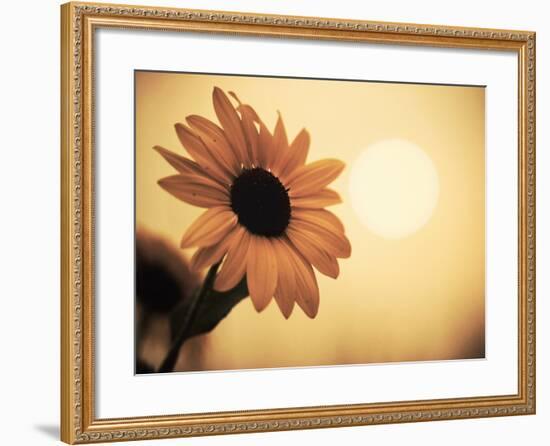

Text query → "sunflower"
[154,87,351,318]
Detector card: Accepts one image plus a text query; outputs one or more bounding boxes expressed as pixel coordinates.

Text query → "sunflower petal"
[272,238,296,319]
[186,115,240,176]
[238,105,260,165]
[278,129,310,180]
[190,226,241,271]
[292,208,345,233]
[287,227,340,279]
[238,103,260,122]
[257,121,274,169]
[247,236,278,312]
[180,207,236,249]
[214,228,250,292]
[239,102,265,167]
[287,159,345,197]
[273,294,294,319]
[174,123,230,183]
[228,91,242,104]
[291,188,342,208]
[160,172,227,194]
[212,87,249,166]
[190,245,225,272]
[158,174,229,208]
[289,219,351,259]
[153,146,212,178]
[283,240,319,318]
[271,113,289,175]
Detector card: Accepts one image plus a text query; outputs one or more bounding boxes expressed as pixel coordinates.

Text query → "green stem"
[157,262,220,373]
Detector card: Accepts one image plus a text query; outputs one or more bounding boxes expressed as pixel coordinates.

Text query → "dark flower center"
[230,167,291,237]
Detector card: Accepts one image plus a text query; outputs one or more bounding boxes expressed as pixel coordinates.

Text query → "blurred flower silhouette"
[136,358,155,374]
[135,228,201,372]
[136,227,198,314]
[155,87,350,318]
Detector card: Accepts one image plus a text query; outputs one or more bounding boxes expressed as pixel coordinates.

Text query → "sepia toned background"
[135,70,485,371]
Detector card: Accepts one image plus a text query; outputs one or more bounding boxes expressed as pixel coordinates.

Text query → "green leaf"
[169,276,248,343]
[159,263,249,373]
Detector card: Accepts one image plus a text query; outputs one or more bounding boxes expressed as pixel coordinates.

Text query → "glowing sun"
[349,139,439,239]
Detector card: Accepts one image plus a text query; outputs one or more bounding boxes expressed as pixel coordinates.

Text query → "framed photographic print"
[60,2,536,443]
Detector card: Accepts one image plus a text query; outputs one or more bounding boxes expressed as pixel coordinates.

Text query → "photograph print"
[134,70,485,374]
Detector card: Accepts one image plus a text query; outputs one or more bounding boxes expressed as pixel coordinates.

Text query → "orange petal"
[292,208,345,233]
[272,238,296,318]
[228,91,242,104]
[174,123,230,183]
[287,227,339,279]
[287,159,345,197]
[153,146,214,179]
[278,129,310,180]
[212,87,249,166]
[180,207,236,249]
[270,113,289,175]
[237,103,260,122]
[257,121,274,169]
[283,239,319,318]
[291,188,342,208]
[159,172,227,195]
[232,100,271,168]
[190,245,225,272]
[157,174,229,208]
[229,92,261,123]
[274,294,294,319]
[289,219,351,259]
[247,236,278,312]
[214,228,250,292]
[238,105,260,166]
[186,115,240,176]
[190,226,241,271]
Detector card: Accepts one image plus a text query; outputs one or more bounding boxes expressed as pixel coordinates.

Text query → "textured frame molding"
[60,2,536,444]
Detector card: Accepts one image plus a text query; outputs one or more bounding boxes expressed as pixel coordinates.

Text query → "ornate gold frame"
[60,2,536,443]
